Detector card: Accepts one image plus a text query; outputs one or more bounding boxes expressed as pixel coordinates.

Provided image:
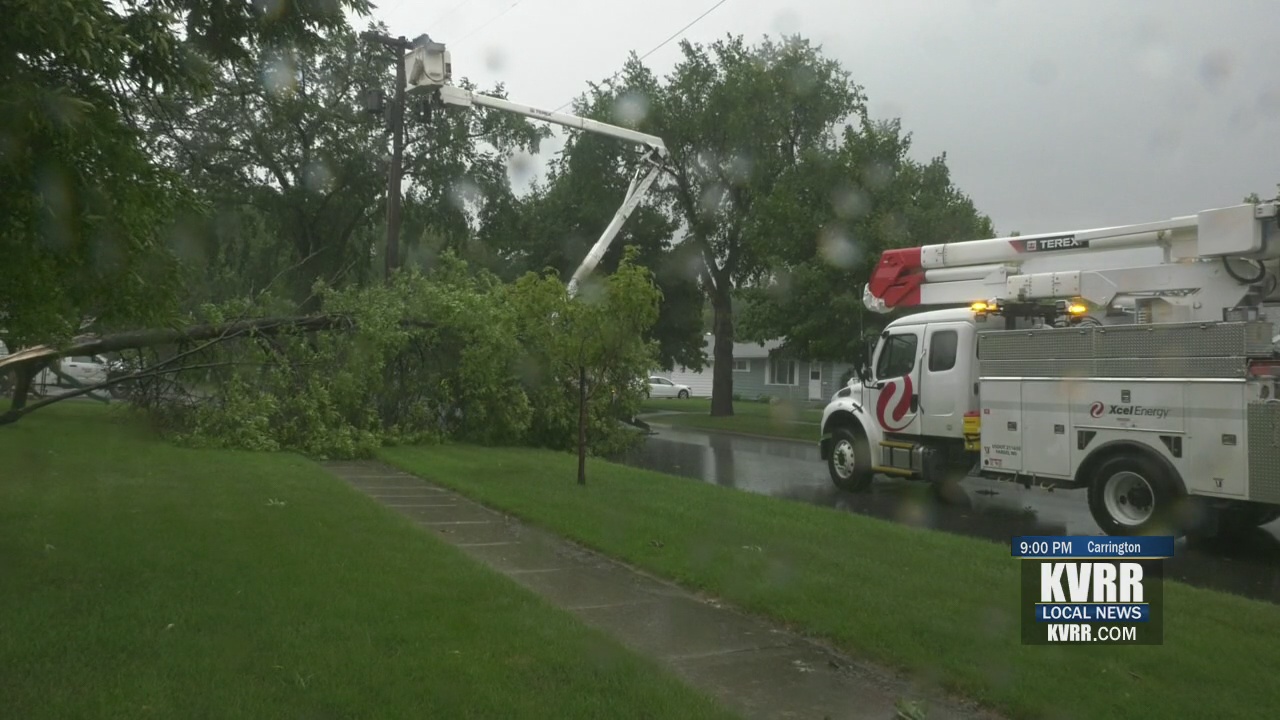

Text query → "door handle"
[910,394,919,412]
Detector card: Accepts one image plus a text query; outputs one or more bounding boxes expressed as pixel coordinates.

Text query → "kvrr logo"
[1041,561,1143,603]
[875,375,915,432]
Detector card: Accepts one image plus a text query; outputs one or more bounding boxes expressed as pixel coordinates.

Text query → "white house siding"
[654,334,857,403]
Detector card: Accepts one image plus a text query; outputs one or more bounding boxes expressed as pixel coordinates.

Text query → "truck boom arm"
[864,202,1280,322]
[436,85,667,157]
[403,38,668,298]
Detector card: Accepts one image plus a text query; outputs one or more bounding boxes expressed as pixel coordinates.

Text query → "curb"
[639,417,819,447]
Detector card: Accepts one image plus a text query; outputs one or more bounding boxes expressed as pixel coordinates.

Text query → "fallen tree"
[0,314,434,423]
[2,255,663,462]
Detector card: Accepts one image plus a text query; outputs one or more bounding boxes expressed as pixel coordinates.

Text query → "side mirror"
[854,337,876,384]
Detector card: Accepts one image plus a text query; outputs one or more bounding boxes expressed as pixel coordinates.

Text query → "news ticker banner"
[1012,536,1173,645]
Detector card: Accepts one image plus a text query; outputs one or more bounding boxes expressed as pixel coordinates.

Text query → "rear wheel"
[828,425,873,492]
[1087,454,1185,536]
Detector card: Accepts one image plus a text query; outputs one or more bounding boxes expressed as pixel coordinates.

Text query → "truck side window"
[928,330,958,372]
[876,334,918,379]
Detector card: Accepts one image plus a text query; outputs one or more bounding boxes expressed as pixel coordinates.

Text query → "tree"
[1,0,369,349]
[737,117,994,362]
[1245,183,1279,203]
[510,248,661,484]
[566,35,866,416]
[144,20,549,308]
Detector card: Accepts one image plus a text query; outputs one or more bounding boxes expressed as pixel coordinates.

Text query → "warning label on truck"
[987,444,1021,457]
[1008,235,1088,253]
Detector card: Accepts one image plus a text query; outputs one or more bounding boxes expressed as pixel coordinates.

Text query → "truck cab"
[820,308,983,491]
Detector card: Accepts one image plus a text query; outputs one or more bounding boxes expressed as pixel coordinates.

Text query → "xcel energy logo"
[1088,402,1170,420]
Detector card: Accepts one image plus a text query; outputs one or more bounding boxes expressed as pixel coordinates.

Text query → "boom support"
[864,202,1280,323]
[403,37,669,298]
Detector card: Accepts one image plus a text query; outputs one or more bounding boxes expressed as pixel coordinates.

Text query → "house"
[658,334,859,403]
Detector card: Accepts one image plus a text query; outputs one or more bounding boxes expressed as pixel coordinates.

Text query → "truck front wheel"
[1087,454,1185,536]
[828,425,873,492]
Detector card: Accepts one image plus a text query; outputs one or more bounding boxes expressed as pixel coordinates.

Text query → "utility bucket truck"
[402,36,667,297]
[819,201,1280,536]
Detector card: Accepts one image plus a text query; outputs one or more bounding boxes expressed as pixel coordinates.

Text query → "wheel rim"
[832,439,857,479]
[1103,470,1155,526]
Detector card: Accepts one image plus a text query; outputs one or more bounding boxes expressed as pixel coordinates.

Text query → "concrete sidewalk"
[322,460,1001,720]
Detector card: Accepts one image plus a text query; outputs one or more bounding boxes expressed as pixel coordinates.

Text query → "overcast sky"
[369,0,1279,238]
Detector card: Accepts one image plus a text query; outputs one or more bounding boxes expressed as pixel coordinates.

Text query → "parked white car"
[39,355,110,387]
[0,341,110,389]
[646,375,691,399]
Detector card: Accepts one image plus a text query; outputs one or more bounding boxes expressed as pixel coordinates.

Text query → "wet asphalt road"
[615,423,1280,606]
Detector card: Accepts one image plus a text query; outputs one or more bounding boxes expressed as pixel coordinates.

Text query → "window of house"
[732,359,749,372]
[768,358,798,385]
[928,330,958,372]
[875,333,918,379]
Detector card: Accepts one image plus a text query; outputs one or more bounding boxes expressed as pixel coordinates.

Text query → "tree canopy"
[1,0,370,346]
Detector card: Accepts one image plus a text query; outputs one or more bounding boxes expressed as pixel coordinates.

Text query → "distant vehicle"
[0,341,110,390]
[647,376,691,399]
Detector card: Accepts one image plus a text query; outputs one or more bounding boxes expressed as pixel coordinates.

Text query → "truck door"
[919,323,974,438]
[869,327,924,436]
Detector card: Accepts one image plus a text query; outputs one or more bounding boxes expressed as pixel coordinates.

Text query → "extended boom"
[864,202,1280,324]
[403,36,668,298]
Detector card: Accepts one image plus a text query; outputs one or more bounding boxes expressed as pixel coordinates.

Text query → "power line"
[429,0,476,29]
[458,0,528,42]
[550,0,731,113]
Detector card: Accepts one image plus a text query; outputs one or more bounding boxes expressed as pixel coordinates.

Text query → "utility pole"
[360,31,415,279]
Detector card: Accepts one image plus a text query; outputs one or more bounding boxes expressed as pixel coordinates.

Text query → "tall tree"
[737,117,994,363]
[145,21,549,307]
[569,35,866,415]
[1,0,369,348]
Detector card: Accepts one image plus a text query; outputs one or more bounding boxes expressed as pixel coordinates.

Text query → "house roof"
[697,333,784,359]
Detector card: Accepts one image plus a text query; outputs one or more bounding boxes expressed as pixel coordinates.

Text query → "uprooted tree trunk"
[0,314,432,426]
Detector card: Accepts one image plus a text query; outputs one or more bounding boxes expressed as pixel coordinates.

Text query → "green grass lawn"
[381,443,1280,720]
[0,404,731,720]
[639,398,822,442]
